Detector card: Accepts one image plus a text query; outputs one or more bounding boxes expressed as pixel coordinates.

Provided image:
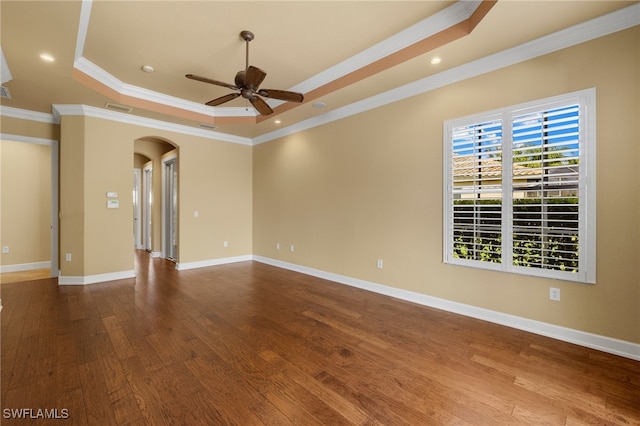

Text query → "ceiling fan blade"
[250,96,273,116]
[258,89,304,103]
[245,66,267,89]
[205,93,241,106]
[186,74,237,90]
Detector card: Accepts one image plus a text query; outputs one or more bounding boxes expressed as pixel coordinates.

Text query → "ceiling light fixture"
[39,53,55,62]
[141,65,154,73]
[274,119,282,124]
[312,102,327,109]
[430,56,442,65]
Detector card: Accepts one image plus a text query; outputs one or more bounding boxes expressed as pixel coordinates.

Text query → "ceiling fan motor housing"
[235,70,247,88]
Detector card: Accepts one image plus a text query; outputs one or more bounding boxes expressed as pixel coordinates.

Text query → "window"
[443,89,595,283]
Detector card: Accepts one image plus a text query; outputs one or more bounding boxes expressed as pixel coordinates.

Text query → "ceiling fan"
[186,30,304,116]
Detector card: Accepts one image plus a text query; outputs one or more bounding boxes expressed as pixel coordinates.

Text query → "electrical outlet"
[2,246,9,254]
[377,259,383,269]
[65,253,72,262]
[549,287,561,301]
[223,241,229,248]
[276,243,280,250]
[290,245,295,252]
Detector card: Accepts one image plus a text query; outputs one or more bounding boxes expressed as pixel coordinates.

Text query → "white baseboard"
[176,255,253,271]
[253,256,640,361]
[0,261,51,273]
[150,251,162,258]
[58,269,135,285]
[48,254,640,360]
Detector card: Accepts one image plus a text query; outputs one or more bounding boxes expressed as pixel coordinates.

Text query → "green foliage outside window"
[452,197,579,272]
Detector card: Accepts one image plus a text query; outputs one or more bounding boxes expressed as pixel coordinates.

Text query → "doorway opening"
[0,136,58,283]
[134,137,177,264]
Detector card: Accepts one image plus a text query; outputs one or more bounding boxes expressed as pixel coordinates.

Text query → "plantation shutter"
[444,89,595,283]
[450,119,503,263]
[511,105,580,272]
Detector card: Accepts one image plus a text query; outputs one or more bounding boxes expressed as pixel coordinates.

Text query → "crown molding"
[0,133,57,145]
[254,2,640,145]
[74,0,484,116]
[73,57,256,119]
[52,104,252,145]
[74,0,92,62]
[74,0,256,119]
[5,2,638,146]
[277,0,483,107]
[0,105,56,123]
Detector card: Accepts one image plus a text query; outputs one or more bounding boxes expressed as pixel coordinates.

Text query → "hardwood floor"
[1,251,639,425]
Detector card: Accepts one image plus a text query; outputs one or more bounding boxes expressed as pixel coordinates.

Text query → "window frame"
[443,88,596,284]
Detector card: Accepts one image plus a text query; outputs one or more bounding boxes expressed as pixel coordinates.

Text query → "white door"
[163,158,178,261]
[133,168,142,249]
[143,166,153,251]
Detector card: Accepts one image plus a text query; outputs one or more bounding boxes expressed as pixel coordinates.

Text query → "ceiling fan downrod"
[240,30,254,71]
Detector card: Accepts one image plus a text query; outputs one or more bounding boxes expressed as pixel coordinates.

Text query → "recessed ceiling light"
[274,119,282,124]
[430,56,442,65]
[141,65,154,73]
[312,102,327,109]
[39,53,55,62]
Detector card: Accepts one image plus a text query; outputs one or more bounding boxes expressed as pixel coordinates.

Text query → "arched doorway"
[133,137,178,262]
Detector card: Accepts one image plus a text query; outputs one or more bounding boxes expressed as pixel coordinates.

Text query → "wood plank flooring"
[1,250,639,425]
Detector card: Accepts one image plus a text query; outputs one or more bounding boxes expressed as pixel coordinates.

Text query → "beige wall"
[0,140,51,266]
[134,153,148,169]
[253,28,640,343]
[58,116,253,277]
[0,116,59,141]
[59,116,86,276]
[178,138,253,262]
[1,26,637,345]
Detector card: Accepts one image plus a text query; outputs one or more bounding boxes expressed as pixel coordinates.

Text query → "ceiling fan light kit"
[186,30,304,116]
